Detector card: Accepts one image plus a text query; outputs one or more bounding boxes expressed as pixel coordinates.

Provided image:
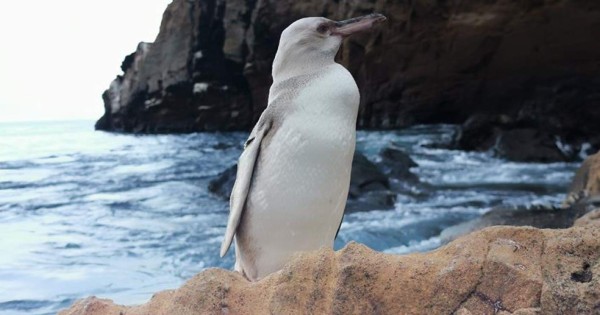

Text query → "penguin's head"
[272,14,386,80]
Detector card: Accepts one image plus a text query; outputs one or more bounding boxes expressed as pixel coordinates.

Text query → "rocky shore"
[61,152,600,314]
[60,217,600,315]
[96,0,600,161]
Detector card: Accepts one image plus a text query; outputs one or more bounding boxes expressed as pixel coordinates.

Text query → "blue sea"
[0,120,579,314]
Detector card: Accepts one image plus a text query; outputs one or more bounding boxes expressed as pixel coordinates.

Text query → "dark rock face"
[454,118,572,162]
[453,113,600,162]
[96,0,253,133]
[495,129,568,162]
[98,0,600,158]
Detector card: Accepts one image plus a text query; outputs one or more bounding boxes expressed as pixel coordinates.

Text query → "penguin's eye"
[316,24,329,34]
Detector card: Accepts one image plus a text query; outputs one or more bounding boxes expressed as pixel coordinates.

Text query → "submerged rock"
[209,151,398,212]
[208,145,425,212]
[378,144,419,183]
[345,190,397,213]
[349,152,390,195]
[60,218,600,315]
[207,164,237,200]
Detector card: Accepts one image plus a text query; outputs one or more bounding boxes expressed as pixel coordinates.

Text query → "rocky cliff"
[96,0,600,159]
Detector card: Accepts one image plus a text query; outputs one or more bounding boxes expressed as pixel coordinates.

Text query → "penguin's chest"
[260,114,355,208]
[249,65,359,217]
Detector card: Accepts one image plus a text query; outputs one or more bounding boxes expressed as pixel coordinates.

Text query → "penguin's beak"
[332,13,386,37]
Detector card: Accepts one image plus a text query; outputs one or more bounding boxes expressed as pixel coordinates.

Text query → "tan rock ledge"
[60,220,599,315]
[565,151,600,206]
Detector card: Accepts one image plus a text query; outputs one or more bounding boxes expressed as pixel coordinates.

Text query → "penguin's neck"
[271,47,335,82]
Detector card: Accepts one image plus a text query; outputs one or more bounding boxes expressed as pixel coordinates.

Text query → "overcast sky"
[0,0,172,122]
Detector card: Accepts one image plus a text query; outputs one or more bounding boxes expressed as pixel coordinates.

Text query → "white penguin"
[220,14,386,281]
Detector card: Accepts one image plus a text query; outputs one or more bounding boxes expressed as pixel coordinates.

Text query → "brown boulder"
[565,151,600,206]
[574,209,600,227]
[60,220,600,315]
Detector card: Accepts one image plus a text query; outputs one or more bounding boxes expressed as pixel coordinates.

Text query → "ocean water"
[0,120,579,315]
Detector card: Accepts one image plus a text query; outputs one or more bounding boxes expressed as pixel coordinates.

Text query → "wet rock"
[208,165,237,200]
[60,218,600,315]
[348,152,389,196]
[98,0,600,157]
[441,151,600,242]
[378,145,419,182]
[440,205,585,243]
[345,151,397,212]
[494,129,570,162]
[453,116,575,162]
[344,190,396,213]
[208,151,396,212]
